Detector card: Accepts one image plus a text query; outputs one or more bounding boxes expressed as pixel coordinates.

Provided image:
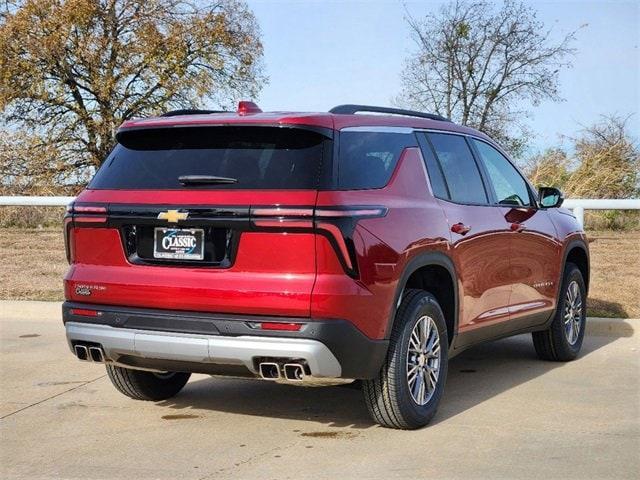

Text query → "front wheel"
[532,262,587,361]
[106,365,191,401]
[363,289,449,429]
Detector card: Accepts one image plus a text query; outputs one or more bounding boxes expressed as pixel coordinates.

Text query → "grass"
[586,231,640,318]
[0,228,68,301]
[0,228,638,318]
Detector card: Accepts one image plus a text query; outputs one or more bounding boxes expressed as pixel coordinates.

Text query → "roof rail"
[329,104,449,122]
[160,109,227,117]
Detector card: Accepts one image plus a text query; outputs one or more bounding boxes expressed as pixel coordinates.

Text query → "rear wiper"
[178,175,238,185]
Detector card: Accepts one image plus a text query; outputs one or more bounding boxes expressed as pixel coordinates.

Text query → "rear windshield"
[90,126,329,190]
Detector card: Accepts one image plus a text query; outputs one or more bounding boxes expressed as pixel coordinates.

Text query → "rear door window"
[472,139,533,207]
[90,126,329,190]
[427,133,488,204]
[337,130,417,189]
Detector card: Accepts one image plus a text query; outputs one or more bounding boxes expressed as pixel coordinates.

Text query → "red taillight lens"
[72,205,107,214]
[66,203,108,229]
[70,308,100,317]
[250,207,314,229]
[259,322,303,331]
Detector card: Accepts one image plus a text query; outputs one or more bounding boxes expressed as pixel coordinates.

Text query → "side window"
[417,133,449,199]
[473,140,532,207]
[337,131,417,189]
[427,133,488,204]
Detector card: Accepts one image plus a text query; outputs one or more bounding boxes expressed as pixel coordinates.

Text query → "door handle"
[510,222,526,232]
[451,222,471,236]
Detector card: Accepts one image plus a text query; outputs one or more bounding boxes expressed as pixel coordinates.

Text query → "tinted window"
[417,133,448,198]
[473,140,532,206]
[428,133,488,204]
[337,131,417,189]
[90,127,328,190]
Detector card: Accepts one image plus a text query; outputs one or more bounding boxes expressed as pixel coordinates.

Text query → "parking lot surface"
[1,301,638,480]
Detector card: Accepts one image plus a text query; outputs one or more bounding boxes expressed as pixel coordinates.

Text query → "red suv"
[63,103,589,429]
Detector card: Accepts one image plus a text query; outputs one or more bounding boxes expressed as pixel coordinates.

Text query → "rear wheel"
[532,262,587,361]
[106,365,191,401]
[363,289,449,429]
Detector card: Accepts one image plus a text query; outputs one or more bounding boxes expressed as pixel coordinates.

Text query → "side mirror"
[538,187,564,208]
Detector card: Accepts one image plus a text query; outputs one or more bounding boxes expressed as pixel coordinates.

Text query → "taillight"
[250,207,314,229]
[64,203,109,263]
[315,207,387,276]
[72,205,107,214]
[63,203,74,264]
[250,205,387,277]
[254,322,303,331]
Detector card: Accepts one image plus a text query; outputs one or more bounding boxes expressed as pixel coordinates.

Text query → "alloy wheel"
[406,315,441,405]
[564,280,583,345]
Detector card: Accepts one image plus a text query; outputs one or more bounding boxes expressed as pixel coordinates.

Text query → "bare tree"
[398,0,579,155]
[0,0,265,174]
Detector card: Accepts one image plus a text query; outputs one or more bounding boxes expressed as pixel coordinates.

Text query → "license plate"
[153,228,204,260]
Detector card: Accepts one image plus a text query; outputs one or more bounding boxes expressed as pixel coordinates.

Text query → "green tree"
[398,0,578,156]
[0,0,265,175]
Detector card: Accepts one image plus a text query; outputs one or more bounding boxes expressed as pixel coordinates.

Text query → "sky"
[245,0,639,154]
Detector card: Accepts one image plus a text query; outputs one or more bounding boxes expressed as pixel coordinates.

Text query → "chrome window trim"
[414,128,490,144]
[340,126,415,134]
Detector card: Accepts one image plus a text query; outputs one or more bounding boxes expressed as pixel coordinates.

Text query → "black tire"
[532,262,587,362]
[363,289,449,429]
[106,365,191,401]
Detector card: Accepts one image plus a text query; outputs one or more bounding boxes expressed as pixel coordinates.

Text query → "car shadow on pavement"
[157,375,376,429]
[156,329,628,430]
[433,330,626,425]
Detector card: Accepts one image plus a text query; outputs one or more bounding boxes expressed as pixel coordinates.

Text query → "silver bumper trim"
[65,322,342,377]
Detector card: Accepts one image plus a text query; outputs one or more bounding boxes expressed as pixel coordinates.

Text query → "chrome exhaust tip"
[88,346,105,363]
[259,362,281,380]
[283,363,305,381]
[74,344,89,361]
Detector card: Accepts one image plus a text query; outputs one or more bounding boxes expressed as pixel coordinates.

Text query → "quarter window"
[337,131,417,189]
[427,133,488,204]
[473,140,532,207]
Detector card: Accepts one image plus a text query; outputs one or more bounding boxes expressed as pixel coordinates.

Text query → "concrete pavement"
[1,301,638,479]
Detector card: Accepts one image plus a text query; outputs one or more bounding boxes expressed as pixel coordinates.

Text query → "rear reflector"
[259,322,303,331]
[70,308,100,317]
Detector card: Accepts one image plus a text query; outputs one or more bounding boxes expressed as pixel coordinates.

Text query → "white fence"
[0,196,639,228]
[0,196,76,207]
[562,199,640,227]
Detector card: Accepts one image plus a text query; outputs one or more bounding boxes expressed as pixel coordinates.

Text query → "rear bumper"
[63,302,388,379]
[66,322,342,377]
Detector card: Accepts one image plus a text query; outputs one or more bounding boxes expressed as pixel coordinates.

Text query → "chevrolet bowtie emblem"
[157,210,188,223]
